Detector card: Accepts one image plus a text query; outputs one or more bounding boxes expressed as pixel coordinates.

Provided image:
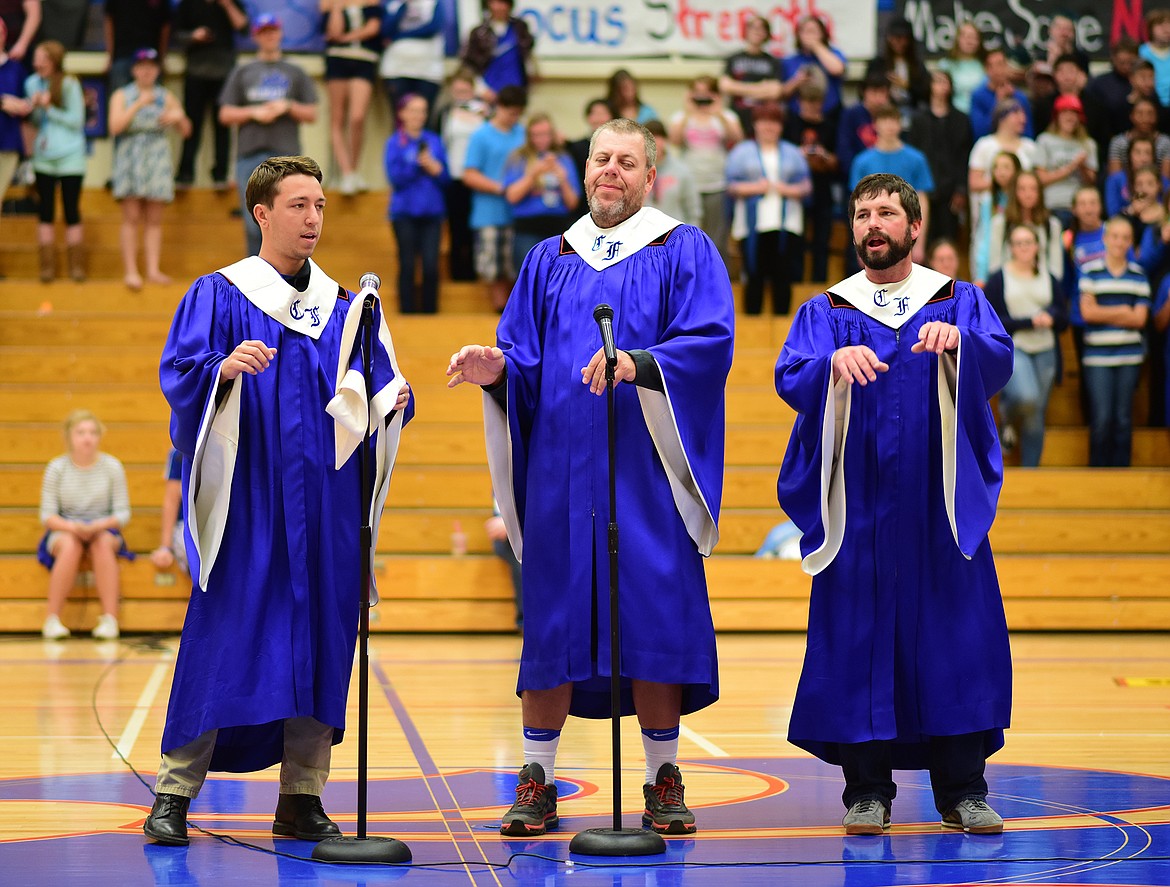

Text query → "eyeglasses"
[1009,238,1038,246]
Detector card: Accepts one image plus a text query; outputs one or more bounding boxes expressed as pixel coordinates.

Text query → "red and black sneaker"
[642,762,697,834]
[500,762,559,836]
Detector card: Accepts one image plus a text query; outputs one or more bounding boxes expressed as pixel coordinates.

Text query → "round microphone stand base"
[311,835,413,863]
[569,827,666,857]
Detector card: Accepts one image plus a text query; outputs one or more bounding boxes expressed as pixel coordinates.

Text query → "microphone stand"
[313,280,411,864]
[569,340,666,858]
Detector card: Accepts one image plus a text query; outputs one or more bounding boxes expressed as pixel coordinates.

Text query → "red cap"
[1053,94,1085,121]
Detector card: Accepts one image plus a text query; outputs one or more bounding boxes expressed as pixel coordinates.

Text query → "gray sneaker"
[500,762,558,836]
[842,798,890,835]
[942,797,1004,834]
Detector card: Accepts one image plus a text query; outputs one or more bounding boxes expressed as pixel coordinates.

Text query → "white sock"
[522,727,561,784]
[642,726,680,784]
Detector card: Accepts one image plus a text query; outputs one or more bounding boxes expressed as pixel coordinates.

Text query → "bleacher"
[1,189,1168,634]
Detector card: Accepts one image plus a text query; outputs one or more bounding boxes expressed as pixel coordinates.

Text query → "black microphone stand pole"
[569,330,665,858]
[314,278,411,864]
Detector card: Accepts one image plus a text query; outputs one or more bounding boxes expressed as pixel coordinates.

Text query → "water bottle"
[451,520,467,557]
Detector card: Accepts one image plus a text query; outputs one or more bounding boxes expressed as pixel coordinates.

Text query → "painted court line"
[112,653,172,761]
[681,723,729,757]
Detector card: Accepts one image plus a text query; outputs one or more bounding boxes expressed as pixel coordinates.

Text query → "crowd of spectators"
[1,3,1168,465]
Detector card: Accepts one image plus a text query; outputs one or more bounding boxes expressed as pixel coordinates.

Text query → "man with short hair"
[1033,53,1089,135]
[144,155,413,847]
[462,84,526,310]
[447,119,734,837]
[218,14,318,256]
[776,173,1014,837]
[849,104,933,263]
[970,48,1034,139]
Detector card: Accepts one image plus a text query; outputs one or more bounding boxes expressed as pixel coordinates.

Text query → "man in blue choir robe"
[776,173,1014,836]
[145,156,413,847]
[447,119,734,837]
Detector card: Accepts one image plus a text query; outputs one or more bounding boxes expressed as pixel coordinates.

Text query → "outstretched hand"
[832,345,889,386]
[910,321,960,355]
[447,344,505,388]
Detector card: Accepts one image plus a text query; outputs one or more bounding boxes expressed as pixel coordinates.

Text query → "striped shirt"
[1079,259,1151,367]
[39,453,131,526]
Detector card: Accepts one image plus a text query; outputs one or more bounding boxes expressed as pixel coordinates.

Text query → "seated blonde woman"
[38,410,132,639]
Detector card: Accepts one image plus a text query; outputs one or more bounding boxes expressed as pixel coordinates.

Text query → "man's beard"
[588,185,643,228]
[854,229,914,271]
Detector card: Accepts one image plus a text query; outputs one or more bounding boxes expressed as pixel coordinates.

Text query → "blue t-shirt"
[0,57,25,153]
[464,120,525,229]
[1140,43,1170,106]
[780,48,847,117]
[503,152,580,220]
[849,143,935,193]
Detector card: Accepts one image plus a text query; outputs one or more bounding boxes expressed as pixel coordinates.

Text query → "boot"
[38,244,56,283]
[67,244,86,282]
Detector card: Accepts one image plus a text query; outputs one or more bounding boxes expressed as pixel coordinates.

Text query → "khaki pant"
[155,717,333,799]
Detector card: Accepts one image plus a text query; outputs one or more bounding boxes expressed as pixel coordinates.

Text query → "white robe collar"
[216,256,341,341]
[563,206,681,272]
[827,263,953,330]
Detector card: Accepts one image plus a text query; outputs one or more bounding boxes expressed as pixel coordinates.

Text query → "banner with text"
[457,0,876,61]
[898,0,1147,60]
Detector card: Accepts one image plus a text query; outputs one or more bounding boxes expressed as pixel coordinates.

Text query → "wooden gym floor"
[0,631,1167,885]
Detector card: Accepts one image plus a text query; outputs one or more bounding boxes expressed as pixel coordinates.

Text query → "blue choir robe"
[158,257,412,772]
[776,265,1014,769]
[485,207,734,718]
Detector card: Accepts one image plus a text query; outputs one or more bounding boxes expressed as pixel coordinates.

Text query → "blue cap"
[133,48,159,64]
[251,13,281,33]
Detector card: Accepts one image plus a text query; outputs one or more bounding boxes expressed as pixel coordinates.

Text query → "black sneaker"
[500,762,558,836]
[642,762,696,834]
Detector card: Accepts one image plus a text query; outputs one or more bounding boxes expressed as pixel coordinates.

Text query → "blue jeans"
[998,347,1057,467]
[236,152,270,257]
[391,216,442,313]
[1082,362,1143,467]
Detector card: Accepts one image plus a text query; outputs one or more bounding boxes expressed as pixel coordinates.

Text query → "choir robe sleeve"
[159,275,240,590]
[775,299,852,574]
[942,282,1014,557]
[482,244,550,563]
[326,292,414,603]
[635,228,735,555]
[328,291,412,496]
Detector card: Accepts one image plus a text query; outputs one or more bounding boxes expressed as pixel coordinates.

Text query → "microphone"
[594,303,617,368]
[359,272,380,294]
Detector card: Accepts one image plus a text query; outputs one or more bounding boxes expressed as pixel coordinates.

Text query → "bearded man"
[775,172,1014,837]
